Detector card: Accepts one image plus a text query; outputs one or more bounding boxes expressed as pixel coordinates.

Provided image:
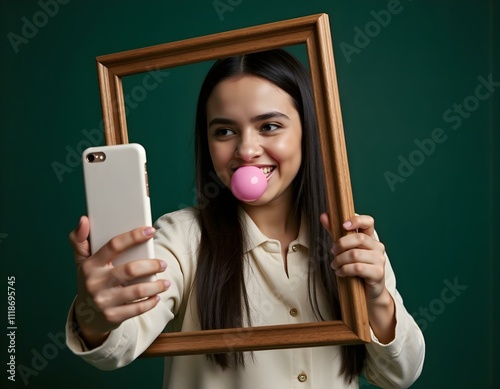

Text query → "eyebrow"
[208,111,291,127]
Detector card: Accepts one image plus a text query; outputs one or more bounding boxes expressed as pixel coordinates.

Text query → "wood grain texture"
[95,13,370,357]
[306,15,370,343]
[143,321,362,357]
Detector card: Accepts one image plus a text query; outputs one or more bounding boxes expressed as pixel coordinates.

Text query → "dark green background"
[1,0,498,388]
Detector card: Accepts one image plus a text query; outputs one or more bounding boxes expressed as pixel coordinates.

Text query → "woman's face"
[206,75,302,206]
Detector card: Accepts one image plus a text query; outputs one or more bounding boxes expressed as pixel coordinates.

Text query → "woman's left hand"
[320,214,387,302]
[321,213,396,343]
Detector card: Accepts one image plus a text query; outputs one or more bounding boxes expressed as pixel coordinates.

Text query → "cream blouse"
[66,207,425,388]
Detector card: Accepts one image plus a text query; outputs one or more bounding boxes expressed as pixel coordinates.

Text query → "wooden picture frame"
[95,13,370,357]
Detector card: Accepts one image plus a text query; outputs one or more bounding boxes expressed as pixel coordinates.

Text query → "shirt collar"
[239,207,310,253]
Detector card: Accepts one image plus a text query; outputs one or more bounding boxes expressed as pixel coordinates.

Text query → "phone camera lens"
[87,154,95,162]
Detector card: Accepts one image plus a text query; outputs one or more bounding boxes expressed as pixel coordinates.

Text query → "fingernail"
[159,260,167,270]
[343,221,352,229]
[143,227,156,236]
[164,280,171,289]
[77,216,84,228]
[331,245,336,255]
[156,295,161,302]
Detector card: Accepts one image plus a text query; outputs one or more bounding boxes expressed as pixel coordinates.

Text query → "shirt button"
[289,308,298,317]
[291,245,298,252]
[298,373,308,382]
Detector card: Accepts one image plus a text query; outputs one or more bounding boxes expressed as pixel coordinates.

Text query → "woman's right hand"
[69,216,170,349]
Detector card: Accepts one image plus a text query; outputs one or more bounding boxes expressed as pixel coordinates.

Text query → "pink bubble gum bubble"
[230,166,268,202]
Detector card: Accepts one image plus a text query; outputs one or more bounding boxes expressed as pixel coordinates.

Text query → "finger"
[332,246,385,270]
[332,233,384,256]
[101,279,171,307]
[94,226,156,266]
[334,262,384,284]
[342,215,375,237]
[110,259,167,285]
[69,216,91,266]
[100,295,161,326]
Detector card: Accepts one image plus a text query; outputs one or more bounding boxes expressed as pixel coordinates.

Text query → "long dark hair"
[193,48,365,383]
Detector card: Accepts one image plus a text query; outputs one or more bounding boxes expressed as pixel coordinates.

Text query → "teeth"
[260,167,273,174]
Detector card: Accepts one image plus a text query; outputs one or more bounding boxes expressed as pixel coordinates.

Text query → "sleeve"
[65,210,199,370]
[362,231,426,389]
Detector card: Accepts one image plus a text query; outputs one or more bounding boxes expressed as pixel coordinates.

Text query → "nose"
[235,131,262,161]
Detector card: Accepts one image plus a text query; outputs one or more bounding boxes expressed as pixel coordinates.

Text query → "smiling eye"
[215,128,236,137]
[261,123,280,132]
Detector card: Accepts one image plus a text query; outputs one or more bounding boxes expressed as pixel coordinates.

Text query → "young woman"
[67,49,425,388]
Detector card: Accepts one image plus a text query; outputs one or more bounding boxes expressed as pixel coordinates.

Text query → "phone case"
[82,143,155,283]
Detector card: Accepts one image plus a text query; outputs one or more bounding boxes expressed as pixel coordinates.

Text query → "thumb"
[69,216,91,266]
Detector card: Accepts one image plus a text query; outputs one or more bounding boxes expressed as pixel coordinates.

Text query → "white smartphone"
[82,143,156,284]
